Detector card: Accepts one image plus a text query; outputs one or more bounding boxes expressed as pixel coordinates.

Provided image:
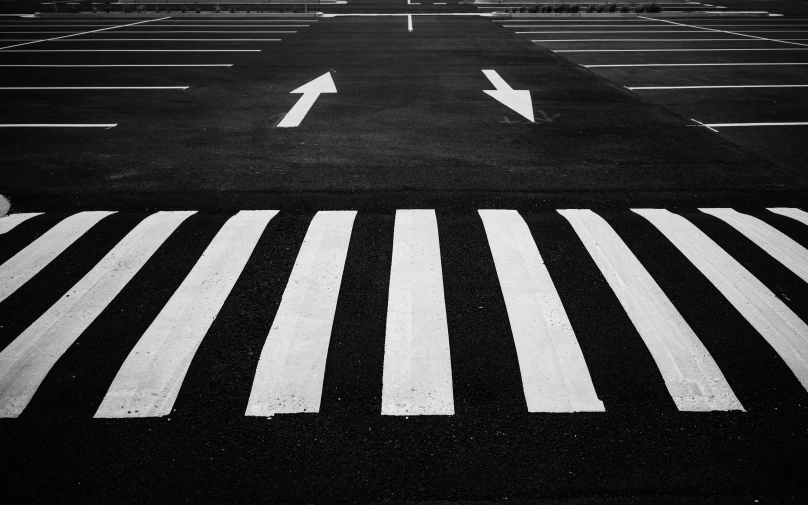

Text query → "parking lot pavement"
[502,14,808,175]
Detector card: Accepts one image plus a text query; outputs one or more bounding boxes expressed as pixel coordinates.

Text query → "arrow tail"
[277,92,320,128]
[482,69,512,91]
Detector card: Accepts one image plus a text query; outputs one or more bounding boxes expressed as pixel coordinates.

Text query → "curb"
[0,195,9,218]
[492,11,770,17]
[36,12,323,17]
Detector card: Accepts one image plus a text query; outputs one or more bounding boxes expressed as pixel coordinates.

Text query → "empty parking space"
[497,15,808,172]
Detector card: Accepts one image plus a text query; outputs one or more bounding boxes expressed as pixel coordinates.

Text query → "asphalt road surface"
[1,0,808,503]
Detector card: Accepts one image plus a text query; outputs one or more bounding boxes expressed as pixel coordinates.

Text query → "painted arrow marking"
[482,70,534,122]
[277,72,336,128]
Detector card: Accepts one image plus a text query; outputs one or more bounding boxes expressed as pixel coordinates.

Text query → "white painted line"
[0,25,311,28]
[633,209,808,395]
[482,69,534,122]
[0,212,194,418]
[382,209,454,416]
[0,65,232,68]
[768,208,808,227]
[0,31,296,33]
[559,209,743,412]
[694,122,808,127]
[0,124,117,128]
[0,211,114,304]
[555,48,808,52]
[585,63,808,67]
[478,210,604,413]
[277,72,336,128]
[0,16,169,51]
[516,31,712,33]
[0,49,261,52]
[34,38,283,42]
[246,211,356,417]
[0,87,189,90]
[534,39,766,42]
[638,15,808,48]
[0,213,42,235]
[629,85,808,90]
[95,210,277,418]
[700,208,808,284]
[691,118,719,133]
[408,14,413,33]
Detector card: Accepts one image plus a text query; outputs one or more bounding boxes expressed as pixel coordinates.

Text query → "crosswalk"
[1,207,807,418]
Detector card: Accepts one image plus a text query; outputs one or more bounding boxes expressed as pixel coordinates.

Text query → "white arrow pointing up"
[277,72,337,128]
[482,69,534,122]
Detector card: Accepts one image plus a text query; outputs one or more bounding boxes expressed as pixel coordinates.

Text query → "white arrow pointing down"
[482,69,534,122]
[277,72,337,128]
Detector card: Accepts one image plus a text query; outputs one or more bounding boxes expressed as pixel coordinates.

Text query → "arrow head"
[483,89,534,122]
[291,72,337,94]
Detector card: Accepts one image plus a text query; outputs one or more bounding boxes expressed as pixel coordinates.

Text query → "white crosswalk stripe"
[0,211,114,304]
[479,210,604,412]
[247,211,357,416]
[0,207,806,418]
[95,210,277,418]
[634,208,808,394]
[560,209,743,411]
[0,213,42,235]
[0,212,195,417]
[701,208,808,285]
[382,210,454,416]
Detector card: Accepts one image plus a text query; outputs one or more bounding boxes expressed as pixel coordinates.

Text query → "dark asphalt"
[1,1,808,503]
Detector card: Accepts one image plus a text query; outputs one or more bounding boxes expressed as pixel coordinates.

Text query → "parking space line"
[629,85,808,90]
[534,39,767,42]
[516,31,716,34]
[0,16,169,51]
[585,63,808,67]
[0,124,117,128]
[639,15,808,48]
[0,86,189,90]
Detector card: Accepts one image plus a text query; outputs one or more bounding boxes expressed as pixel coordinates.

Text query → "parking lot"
[501,13,808,172]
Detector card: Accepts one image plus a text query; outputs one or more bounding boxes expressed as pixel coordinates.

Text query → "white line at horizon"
[0,30,298,33]
[629,84,808,90]
[0,16,169,51]
[0,49,260,52]
[0,123,118,128]
[0,64,232,67]
[3,38,283,42]
[0,86,189,90]
[554,48,808,52]
[516,30,716,33]
[534,39,772,42]
[586,63,808,67]
[694,122,808,127]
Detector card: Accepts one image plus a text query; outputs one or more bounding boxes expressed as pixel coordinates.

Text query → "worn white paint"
[482,69,534,122]
[633,209,808,394]
[0,212,194,418]
[382,210,454,415]
[700,208,808,284]
[95,210,277,418]
[559,209,743,411]
[479,210,604,412]
[246,211,356,416]
[277,72,336,128]
[0,213,42,234]
[768,208,808,227]
[0,124,117,128]
[0,211,114,304]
